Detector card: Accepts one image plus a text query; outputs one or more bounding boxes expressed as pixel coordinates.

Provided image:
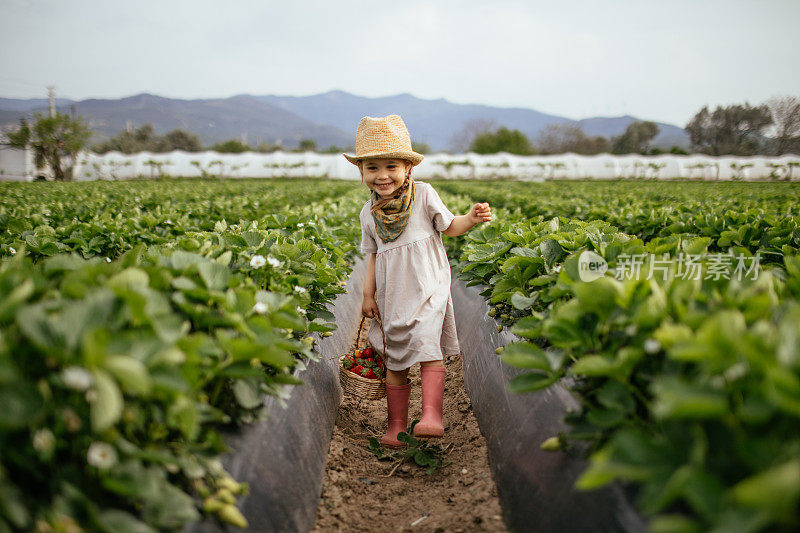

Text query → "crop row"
[437,180,800,264]
[0,180,366,532]
[0,179,354,261]
[449,185,800,531]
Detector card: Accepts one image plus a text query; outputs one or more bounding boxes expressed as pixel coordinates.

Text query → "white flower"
[644,338,662,354]
[8,247,16,255]
[87,442,117,469]
[267,256,281,268]
[32,429,55,455]
[297,223,305,228]
[62,366,93,391]
[553,265,562,272]
[105,257,111,263]
[296,306,307,316]
[253,302,268,314]
[294,285,307,294]
[250,255,267,268]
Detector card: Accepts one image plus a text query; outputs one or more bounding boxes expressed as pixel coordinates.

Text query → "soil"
[313,319,507,533]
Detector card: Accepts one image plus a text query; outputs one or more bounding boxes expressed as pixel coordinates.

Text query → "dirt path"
[313,320,507,533]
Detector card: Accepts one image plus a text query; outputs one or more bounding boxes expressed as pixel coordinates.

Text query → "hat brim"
[343,151,424,166]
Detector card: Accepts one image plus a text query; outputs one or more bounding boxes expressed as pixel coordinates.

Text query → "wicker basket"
[338,316,387,400]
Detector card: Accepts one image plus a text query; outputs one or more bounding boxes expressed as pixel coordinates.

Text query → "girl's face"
[359,158,411,199]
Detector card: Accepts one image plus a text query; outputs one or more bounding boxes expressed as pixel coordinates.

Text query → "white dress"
[360,181,461,371]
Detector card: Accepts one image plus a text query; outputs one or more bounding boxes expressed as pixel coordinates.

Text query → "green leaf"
[0,278,34,322]
[731,459,800,518]
[572,355,616,377]
[91,369,124,432]
[510,292,538,310]
[501,342,551,371]
[97,510,157,533]
[510,316,543,339]
[573,277,619,319]
[508,372,558,393]
[107,268,149,289]
[166,395,199,440]
[539,239,563,266]
[104,355,151,395]
[197,261,230,291]
[233,379,263,409]
[651,378,728,420]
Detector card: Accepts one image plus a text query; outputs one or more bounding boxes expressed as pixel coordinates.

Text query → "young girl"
[344,115,492,447]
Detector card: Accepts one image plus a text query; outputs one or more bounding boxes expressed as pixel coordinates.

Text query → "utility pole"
[47,86,56,118]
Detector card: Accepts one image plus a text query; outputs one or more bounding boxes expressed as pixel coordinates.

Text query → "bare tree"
[448,119,498,152]
[537,123,609,154]
[766,95,800,155]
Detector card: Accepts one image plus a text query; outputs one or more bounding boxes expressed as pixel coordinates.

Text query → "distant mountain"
[0,97,75,112]
[0,94,352,148]
[258,90,572,150]
[0,90,689,150]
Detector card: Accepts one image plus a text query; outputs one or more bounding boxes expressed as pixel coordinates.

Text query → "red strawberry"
[342,356,355,370]
[350,365,363,375]
[363,368,377,379]
[361,347,373,358]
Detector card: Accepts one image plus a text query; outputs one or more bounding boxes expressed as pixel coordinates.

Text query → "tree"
[470,127,535,155]
[93,124,202,153]
[210,139,251,153]
[766,95,800,155]
[256,142,281,153]
[449,119,498,152]
[536,124,609,155]
[411,141,431,154]
[8,112,92,181]
[295,138,317,152]
[161,129,202,152]
[611,121,660,154]
[685,103,772,156]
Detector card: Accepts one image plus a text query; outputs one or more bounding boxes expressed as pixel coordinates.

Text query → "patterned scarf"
[370,178,415,243]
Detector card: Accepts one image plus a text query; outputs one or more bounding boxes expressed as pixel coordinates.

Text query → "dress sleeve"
[424,183,456,232]
[360,203,378,254]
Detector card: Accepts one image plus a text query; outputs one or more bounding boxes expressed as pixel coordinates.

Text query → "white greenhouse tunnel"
[2,147,800,181]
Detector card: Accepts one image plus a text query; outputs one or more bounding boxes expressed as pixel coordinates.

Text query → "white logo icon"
[578,251,608,282]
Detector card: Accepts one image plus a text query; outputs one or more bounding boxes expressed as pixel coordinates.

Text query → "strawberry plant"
[0,179,366,531]
[368,421,446,476]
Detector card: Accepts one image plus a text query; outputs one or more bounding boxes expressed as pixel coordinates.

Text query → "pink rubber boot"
[380,380,411,448]
[414,366,446,438]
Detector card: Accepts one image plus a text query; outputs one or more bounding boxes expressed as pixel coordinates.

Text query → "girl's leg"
[415,360,446,438]
[381,367,411,447]
[386,367,410,386]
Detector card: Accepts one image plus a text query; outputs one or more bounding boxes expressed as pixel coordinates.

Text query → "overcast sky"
[1,0,798,126]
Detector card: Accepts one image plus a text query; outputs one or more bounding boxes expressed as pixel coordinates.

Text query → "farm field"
[1,178,799,532]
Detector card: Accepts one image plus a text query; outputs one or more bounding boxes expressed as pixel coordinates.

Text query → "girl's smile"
[359,158,412,199]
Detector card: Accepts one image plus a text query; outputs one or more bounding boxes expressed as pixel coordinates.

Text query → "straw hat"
[343,115,424,166]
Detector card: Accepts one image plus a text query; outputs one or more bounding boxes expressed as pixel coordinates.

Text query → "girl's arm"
[443,202,492,237]
[362,253,380,318]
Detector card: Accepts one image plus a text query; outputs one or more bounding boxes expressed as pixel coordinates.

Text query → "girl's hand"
[469,202,492,224]
[362,295,380,318]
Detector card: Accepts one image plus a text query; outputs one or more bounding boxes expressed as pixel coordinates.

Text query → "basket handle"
[355,315,387,358]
